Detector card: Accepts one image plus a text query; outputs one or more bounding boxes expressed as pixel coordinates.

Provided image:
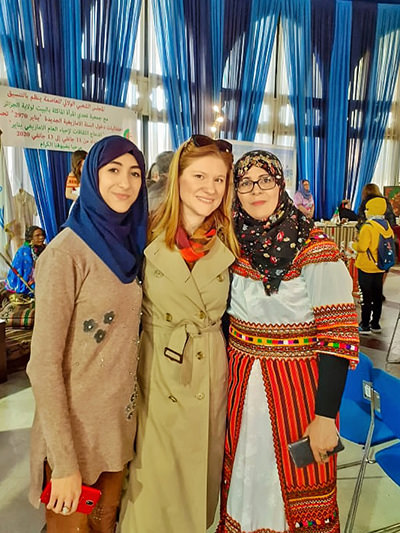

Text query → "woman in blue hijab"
[294,179,314,219]
[27,135,148,532]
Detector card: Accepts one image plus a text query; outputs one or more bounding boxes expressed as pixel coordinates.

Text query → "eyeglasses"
[237,175,277,194]
[189,134,232,153]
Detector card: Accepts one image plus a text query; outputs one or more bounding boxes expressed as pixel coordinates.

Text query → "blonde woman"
[120,135,238,533]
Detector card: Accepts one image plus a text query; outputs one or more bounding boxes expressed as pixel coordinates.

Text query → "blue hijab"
[63,135,148,283]
[297,180,312,200]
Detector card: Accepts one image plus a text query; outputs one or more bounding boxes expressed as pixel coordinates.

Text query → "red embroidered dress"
[218,230,359,533]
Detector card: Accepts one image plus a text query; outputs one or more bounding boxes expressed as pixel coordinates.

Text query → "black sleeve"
[315,354,349,418]
[221,270,233,344]
[385,200,396,228]
[356,200,366,231]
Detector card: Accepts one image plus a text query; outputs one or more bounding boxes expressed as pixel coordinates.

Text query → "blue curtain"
[220,1,252,137]
[280,0,315,203]
[0,0,142,238]
[210,0,224,103]
[325,0,352,218]
[280,0,398,219]
[346,1,377,204]
[310,0,336,218]
[0,0,58,239]
[354,4,400,206]
[236,0,279,140]
[32,0,70,228]
[61,0,82,99]
[183,0,214,135]
[80,0,141,107]
[151,0,192,148]
[154,0,278,144]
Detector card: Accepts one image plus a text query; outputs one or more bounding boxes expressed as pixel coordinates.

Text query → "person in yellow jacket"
[352,196,394,335]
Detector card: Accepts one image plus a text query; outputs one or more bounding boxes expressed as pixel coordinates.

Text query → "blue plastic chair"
[339,353,397,533]
[366,369,400,533]
[340,353,395,449]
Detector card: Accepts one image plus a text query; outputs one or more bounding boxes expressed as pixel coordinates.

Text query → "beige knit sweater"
[27,228,142,507]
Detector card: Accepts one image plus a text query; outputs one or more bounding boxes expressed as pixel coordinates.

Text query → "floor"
[1,270,400,533]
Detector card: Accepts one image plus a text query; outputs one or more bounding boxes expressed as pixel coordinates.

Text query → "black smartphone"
[288,436,344,468]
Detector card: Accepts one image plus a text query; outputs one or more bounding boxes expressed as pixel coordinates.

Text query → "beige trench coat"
[120,234,234,533]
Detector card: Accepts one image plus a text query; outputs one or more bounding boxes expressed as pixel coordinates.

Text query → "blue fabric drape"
[80,0,141,106]
[310,0,336,218]
[325,0,352,218]
[0,0,141,239]
[210,0,224,103]
[220,0,252,137]
[236,0,279,140]
[0,0,58,239]
[152,0,279,143]
[61,0,82,99]
[32,0,69,227]
[280,0,315,202]
[151,0,191,148]
[183,0,214,135]
[346,1,377,204]
[354,4,400,206]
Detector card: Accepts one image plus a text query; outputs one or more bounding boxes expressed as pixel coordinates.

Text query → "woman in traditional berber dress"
[218,150,359,533]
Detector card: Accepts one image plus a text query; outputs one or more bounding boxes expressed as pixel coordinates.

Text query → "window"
[254,25,295,148]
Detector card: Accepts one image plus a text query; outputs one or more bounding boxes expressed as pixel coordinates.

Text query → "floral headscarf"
[234,150,314,295]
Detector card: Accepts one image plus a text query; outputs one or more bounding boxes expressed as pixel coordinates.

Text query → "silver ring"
[62,505,70,515]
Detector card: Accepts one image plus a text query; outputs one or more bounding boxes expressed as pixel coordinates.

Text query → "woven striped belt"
[229,324,318,347]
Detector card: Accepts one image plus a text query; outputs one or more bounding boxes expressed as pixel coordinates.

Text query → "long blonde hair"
[149,138,239,256]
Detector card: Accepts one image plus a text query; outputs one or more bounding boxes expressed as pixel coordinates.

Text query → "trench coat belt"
[141,318,221,364]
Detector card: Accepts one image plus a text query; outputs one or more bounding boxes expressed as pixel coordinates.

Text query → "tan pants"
[44,463,124,533]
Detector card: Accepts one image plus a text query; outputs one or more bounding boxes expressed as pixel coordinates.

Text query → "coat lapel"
[145,234,205,310]
[191,237,235,291]
[145,235,234,310]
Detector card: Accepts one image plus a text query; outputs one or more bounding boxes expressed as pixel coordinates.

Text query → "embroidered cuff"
[313,303,359,369]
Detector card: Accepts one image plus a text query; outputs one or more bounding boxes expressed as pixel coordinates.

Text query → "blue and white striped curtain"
[325,0,352,218]
[355,4,400,206]
[151,0,192,148]
[235,0,279,140]
[152,0,278,145]
[0,0,141,238]
[280,0,315,205]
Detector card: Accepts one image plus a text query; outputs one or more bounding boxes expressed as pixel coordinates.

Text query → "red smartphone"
[40,481,102,514]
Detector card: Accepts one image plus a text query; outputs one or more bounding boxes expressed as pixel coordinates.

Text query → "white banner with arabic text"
[0,86,137,152]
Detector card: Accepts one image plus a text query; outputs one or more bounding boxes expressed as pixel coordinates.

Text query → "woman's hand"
[47,470,82,515]
[303,415,339,464]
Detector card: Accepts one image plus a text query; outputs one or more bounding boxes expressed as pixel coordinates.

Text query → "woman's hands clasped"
[47,470,82,515]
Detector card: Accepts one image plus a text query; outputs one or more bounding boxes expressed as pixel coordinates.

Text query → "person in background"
[356,183,396,231]
[338,199,358,222]
[5,225,46,295]
[65,149,88,202]
[146,150,174,212]
[218,150,359,533]
[120,134,238,533]
[27,135,147,532]
[293,179,314,219]
[352,196,394,336]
